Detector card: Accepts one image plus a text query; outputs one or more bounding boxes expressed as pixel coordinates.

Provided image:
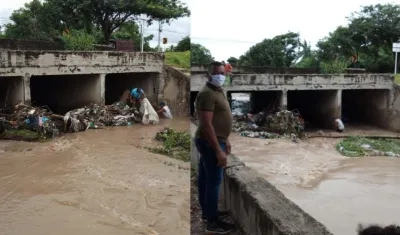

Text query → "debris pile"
[232,110,305,141]
[0,101,143,140]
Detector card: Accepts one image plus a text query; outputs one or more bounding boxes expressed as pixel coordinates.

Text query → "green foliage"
[61,29,96,50]
[174,36,190,52]
[319,59,347,74]
[239,32,301,67]
[227,57,238,65]
[165,51,190,69]
[337,136,400,157]
[4,0,190,43]
[149,127,191,161]
[191,43,214,65]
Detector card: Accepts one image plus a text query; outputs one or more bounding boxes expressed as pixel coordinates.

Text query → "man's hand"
[225,139,231,155]
[216,150,227,167]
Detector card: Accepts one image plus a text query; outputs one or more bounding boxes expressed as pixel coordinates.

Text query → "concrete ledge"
[222,155,333,235]
[0,50,164,76]
[190,124,333,235]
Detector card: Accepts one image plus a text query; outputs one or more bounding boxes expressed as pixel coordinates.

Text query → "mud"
[0,118,190,235]
[231,125,400,235]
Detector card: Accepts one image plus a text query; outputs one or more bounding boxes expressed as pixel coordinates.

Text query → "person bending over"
[194,61,235,234]
[156,101,173,119]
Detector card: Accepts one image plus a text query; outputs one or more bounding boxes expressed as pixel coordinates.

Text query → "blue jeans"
[195,138,226,223]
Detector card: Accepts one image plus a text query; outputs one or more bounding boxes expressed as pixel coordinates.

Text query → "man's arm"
[198,110,224,155]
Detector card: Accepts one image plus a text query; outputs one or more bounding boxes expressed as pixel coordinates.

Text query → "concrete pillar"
[280,90,288,110]
[336,89,342,119]
[98,74,106,105]
[23,74,31,105]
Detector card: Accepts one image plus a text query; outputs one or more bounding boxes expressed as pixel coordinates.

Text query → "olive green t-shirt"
[195,83,233,142]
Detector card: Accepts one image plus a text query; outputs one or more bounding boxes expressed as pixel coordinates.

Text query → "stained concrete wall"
[288,90,341,129]
[160,65,190,117]
[30,74,102,114]
[342,89,390,128]
[190,123,333,235]
[0,50,164,76]
[0,76,24,108]
[190,74,393,91]
[388,85,400,131]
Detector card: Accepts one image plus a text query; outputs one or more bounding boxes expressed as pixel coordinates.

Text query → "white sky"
[0,0,190,49]
[191,0,399,61]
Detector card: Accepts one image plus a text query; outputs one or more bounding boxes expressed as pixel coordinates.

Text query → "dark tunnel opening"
[287,90,340,129]
[228,91,282,115]
[342,89,389,128]
[30,74,101,114]
[0,77,24,109]
[105,72,158,106]
[190,91,198,116]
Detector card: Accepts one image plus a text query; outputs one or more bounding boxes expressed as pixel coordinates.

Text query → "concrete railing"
[190,123,333,235]
[0,50,164,76]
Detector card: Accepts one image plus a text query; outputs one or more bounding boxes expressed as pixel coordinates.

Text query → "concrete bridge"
[190,65,398,131]
[0,50,189,116]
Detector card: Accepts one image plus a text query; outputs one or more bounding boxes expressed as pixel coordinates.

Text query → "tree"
[191,43,214,65]
[227,57,238,65]
[111,21,154,51]
[316,3,400,72]
[5,0,190,43]
[174,36,190,52]
[238,32,301,67]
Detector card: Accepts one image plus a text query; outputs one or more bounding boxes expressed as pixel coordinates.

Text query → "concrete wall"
[0,50,164,76]
[0,76,24,107]
[190,74,393,91]
[388,85,400,131]
[160,65,190,117]
[191,65,320,74]
[190,124,333,235]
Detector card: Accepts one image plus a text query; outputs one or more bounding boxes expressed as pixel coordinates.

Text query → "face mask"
[210,74,226,87]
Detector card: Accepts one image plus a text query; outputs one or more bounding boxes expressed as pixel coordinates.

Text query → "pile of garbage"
[0,101,144,140]
[232,110,305,141]
[148,127,191,161]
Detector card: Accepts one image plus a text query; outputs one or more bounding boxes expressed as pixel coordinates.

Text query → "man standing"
[195,61,235,234]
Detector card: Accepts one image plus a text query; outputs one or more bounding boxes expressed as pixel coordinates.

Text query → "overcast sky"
[0,0,190,49]
[191,0,398,61]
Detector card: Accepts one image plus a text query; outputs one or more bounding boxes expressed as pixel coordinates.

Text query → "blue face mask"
[210,74,226,87]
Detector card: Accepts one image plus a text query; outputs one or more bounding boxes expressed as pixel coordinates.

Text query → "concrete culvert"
[105,73,159,105]
[190,91,198,116]
[30,74,102,114]
[342,89,390,128]
[248,91,282,113]
[0,76,24,109]
[287,90,340,129]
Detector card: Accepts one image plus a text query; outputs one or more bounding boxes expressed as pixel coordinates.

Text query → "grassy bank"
[395,74,400,84]
[0,129,41,141]
[148,127,191,161]
[337,136,400,157]
[165,51,190,69]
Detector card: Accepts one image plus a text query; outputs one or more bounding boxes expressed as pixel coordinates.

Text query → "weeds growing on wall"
[61,29,96,51]
[337,136,400,157]
[148,127,191,161]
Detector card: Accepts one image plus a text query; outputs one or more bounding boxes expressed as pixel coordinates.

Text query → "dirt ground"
[190,175,244,235]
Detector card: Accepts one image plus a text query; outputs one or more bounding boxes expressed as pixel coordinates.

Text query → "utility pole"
[393,43,400,74]
[139,18,145,52]
[158,21,162,52]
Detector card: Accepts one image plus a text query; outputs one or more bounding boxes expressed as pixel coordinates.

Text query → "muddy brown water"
[0,118,190,235]
[230,125,400,235]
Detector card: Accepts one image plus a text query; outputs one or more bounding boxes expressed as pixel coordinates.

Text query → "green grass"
[337,136,400,157]
[395,74,400,84]
[165,51,190,69]
[147,127,191,162]
[0,129,41,141]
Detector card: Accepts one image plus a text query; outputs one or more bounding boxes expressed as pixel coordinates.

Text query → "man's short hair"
[209,61,223,72]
